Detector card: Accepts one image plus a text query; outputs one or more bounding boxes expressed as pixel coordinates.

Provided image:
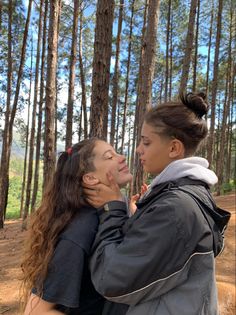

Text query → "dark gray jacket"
[90,178,230,315]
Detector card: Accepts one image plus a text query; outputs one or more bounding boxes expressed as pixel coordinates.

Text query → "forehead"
[141,122,158,137]
[93,141,114,156]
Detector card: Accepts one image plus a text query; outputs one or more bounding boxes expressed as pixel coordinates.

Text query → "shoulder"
[139,184,208,226]
[60,206,99,254]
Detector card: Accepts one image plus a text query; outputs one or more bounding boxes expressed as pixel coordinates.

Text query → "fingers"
[141,183,148,195]
[107,171,118,189]
[131,193,140,202]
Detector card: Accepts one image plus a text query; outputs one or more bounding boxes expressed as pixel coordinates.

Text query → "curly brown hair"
[21,138,99,310]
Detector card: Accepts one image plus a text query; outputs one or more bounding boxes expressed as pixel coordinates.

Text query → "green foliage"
[6,175,22,219]
[221,180,236,195]
[6,156,43,219]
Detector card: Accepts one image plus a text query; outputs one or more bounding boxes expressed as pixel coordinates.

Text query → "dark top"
[33,205,104,315]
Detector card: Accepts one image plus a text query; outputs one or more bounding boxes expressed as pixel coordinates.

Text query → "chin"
[119,174,133,188]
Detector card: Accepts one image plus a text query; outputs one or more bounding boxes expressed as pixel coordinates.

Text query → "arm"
[24,294,64,315]
[25,240,86,314]
[90,198,189,306]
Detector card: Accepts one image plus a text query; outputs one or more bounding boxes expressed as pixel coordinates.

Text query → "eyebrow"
[141,136,150,140]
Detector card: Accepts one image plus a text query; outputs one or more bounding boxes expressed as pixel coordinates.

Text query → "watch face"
[104,204,109,212]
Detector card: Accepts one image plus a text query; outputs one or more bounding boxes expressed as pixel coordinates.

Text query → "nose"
[136,142,142,154]
[118,154,126,163]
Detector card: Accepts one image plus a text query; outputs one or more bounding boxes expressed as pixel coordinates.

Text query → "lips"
[119,165,129,172]
[140,160,145,165]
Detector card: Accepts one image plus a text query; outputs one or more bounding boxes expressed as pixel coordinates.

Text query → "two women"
[21,138,132,315]
[22,92,230,315]
[85,93,230,314]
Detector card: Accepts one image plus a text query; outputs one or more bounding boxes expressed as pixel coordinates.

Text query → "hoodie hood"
[150,157,218,189]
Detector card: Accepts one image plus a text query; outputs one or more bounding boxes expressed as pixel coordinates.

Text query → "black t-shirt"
[33,206,104,315]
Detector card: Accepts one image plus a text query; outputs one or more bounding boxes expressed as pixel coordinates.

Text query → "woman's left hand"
[129,183,149,215]
[83,172,123,208]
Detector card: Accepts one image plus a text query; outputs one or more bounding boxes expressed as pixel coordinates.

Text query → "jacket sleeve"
[89,195,204,306]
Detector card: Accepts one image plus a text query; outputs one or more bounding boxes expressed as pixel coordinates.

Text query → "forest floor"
[0,194,235,315]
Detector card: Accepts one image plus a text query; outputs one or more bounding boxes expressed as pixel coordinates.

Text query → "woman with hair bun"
[84,92,231,315]
[21,138,133,315]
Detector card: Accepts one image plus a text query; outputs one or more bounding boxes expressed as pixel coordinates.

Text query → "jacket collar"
[136,177,208,209]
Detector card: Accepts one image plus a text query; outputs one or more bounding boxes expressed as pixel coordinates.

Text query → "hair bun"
[180,92,209,118]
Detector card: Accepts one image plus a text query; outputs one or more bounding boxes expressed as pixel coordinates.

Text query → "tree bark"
[168,10,173,99]
[205,0,214,97]
[207,0,223,168]
[0,0,13,228]
[130,0,149,182]
[164,0,171,101]
[115,101,121,151]
[216,3,233,195]
[89,0,115,139]
[0,2,2,31]
[31,0,48,213]
[179,0,198,94]
[20,37,34,218]
[121,0,135,154]
[110,0,124,146]
[22,0,44,229]
[133,0,160,194]
[66,0,79,149]
[78,0,88,139]
[226,66,235,183]
[44,0,61,188]
[192,0,200,92]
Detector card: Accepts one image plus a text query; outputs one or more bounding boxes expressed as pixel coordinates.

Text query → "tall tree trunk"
[20,37,34,218]
[164,0,171,101]
[192,0,200,92]
[130,0,149,179]
[89,0,115,139]
[133,0,160,194]
[205,0,214,97]
[226,64,235,183]
[66,0,79,149]
[22,0,44,229]
[121,0,135,154]
[207,0,223,168]
[0,0,32,228]
[137,0,160,119]
[31,0,48,212]
[115,101,121,151]
[216,4,233,195]
[78,102,83,141]
[169,12,173,100]
[0,2,2,31]
[127,118,132,168]
[44,0,61,188]
[110,0,124,146]
[78,1,88,139]
[0,0,13,228]
[179,0,198,94]
[54,0,61,156]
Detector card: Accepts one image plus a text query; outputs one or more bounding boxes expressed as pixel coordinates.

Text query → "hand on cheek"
[83,172,123,208]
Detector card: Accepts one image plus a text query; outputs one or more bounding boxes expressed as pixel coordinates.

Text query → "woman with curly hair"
[21,138,133,315]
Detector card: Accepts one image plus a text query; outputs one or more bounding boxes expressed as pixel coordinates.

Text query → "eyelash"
[143,142,150,146]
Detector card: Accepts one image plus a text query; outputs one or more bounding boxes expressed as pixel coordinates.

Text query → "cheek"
[145,148,155,161]
[103,163,119,180]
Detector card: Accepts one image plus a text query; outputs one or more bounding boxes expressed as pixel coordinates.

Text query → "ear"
[169,139,185,159]
[82,173,99,185]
